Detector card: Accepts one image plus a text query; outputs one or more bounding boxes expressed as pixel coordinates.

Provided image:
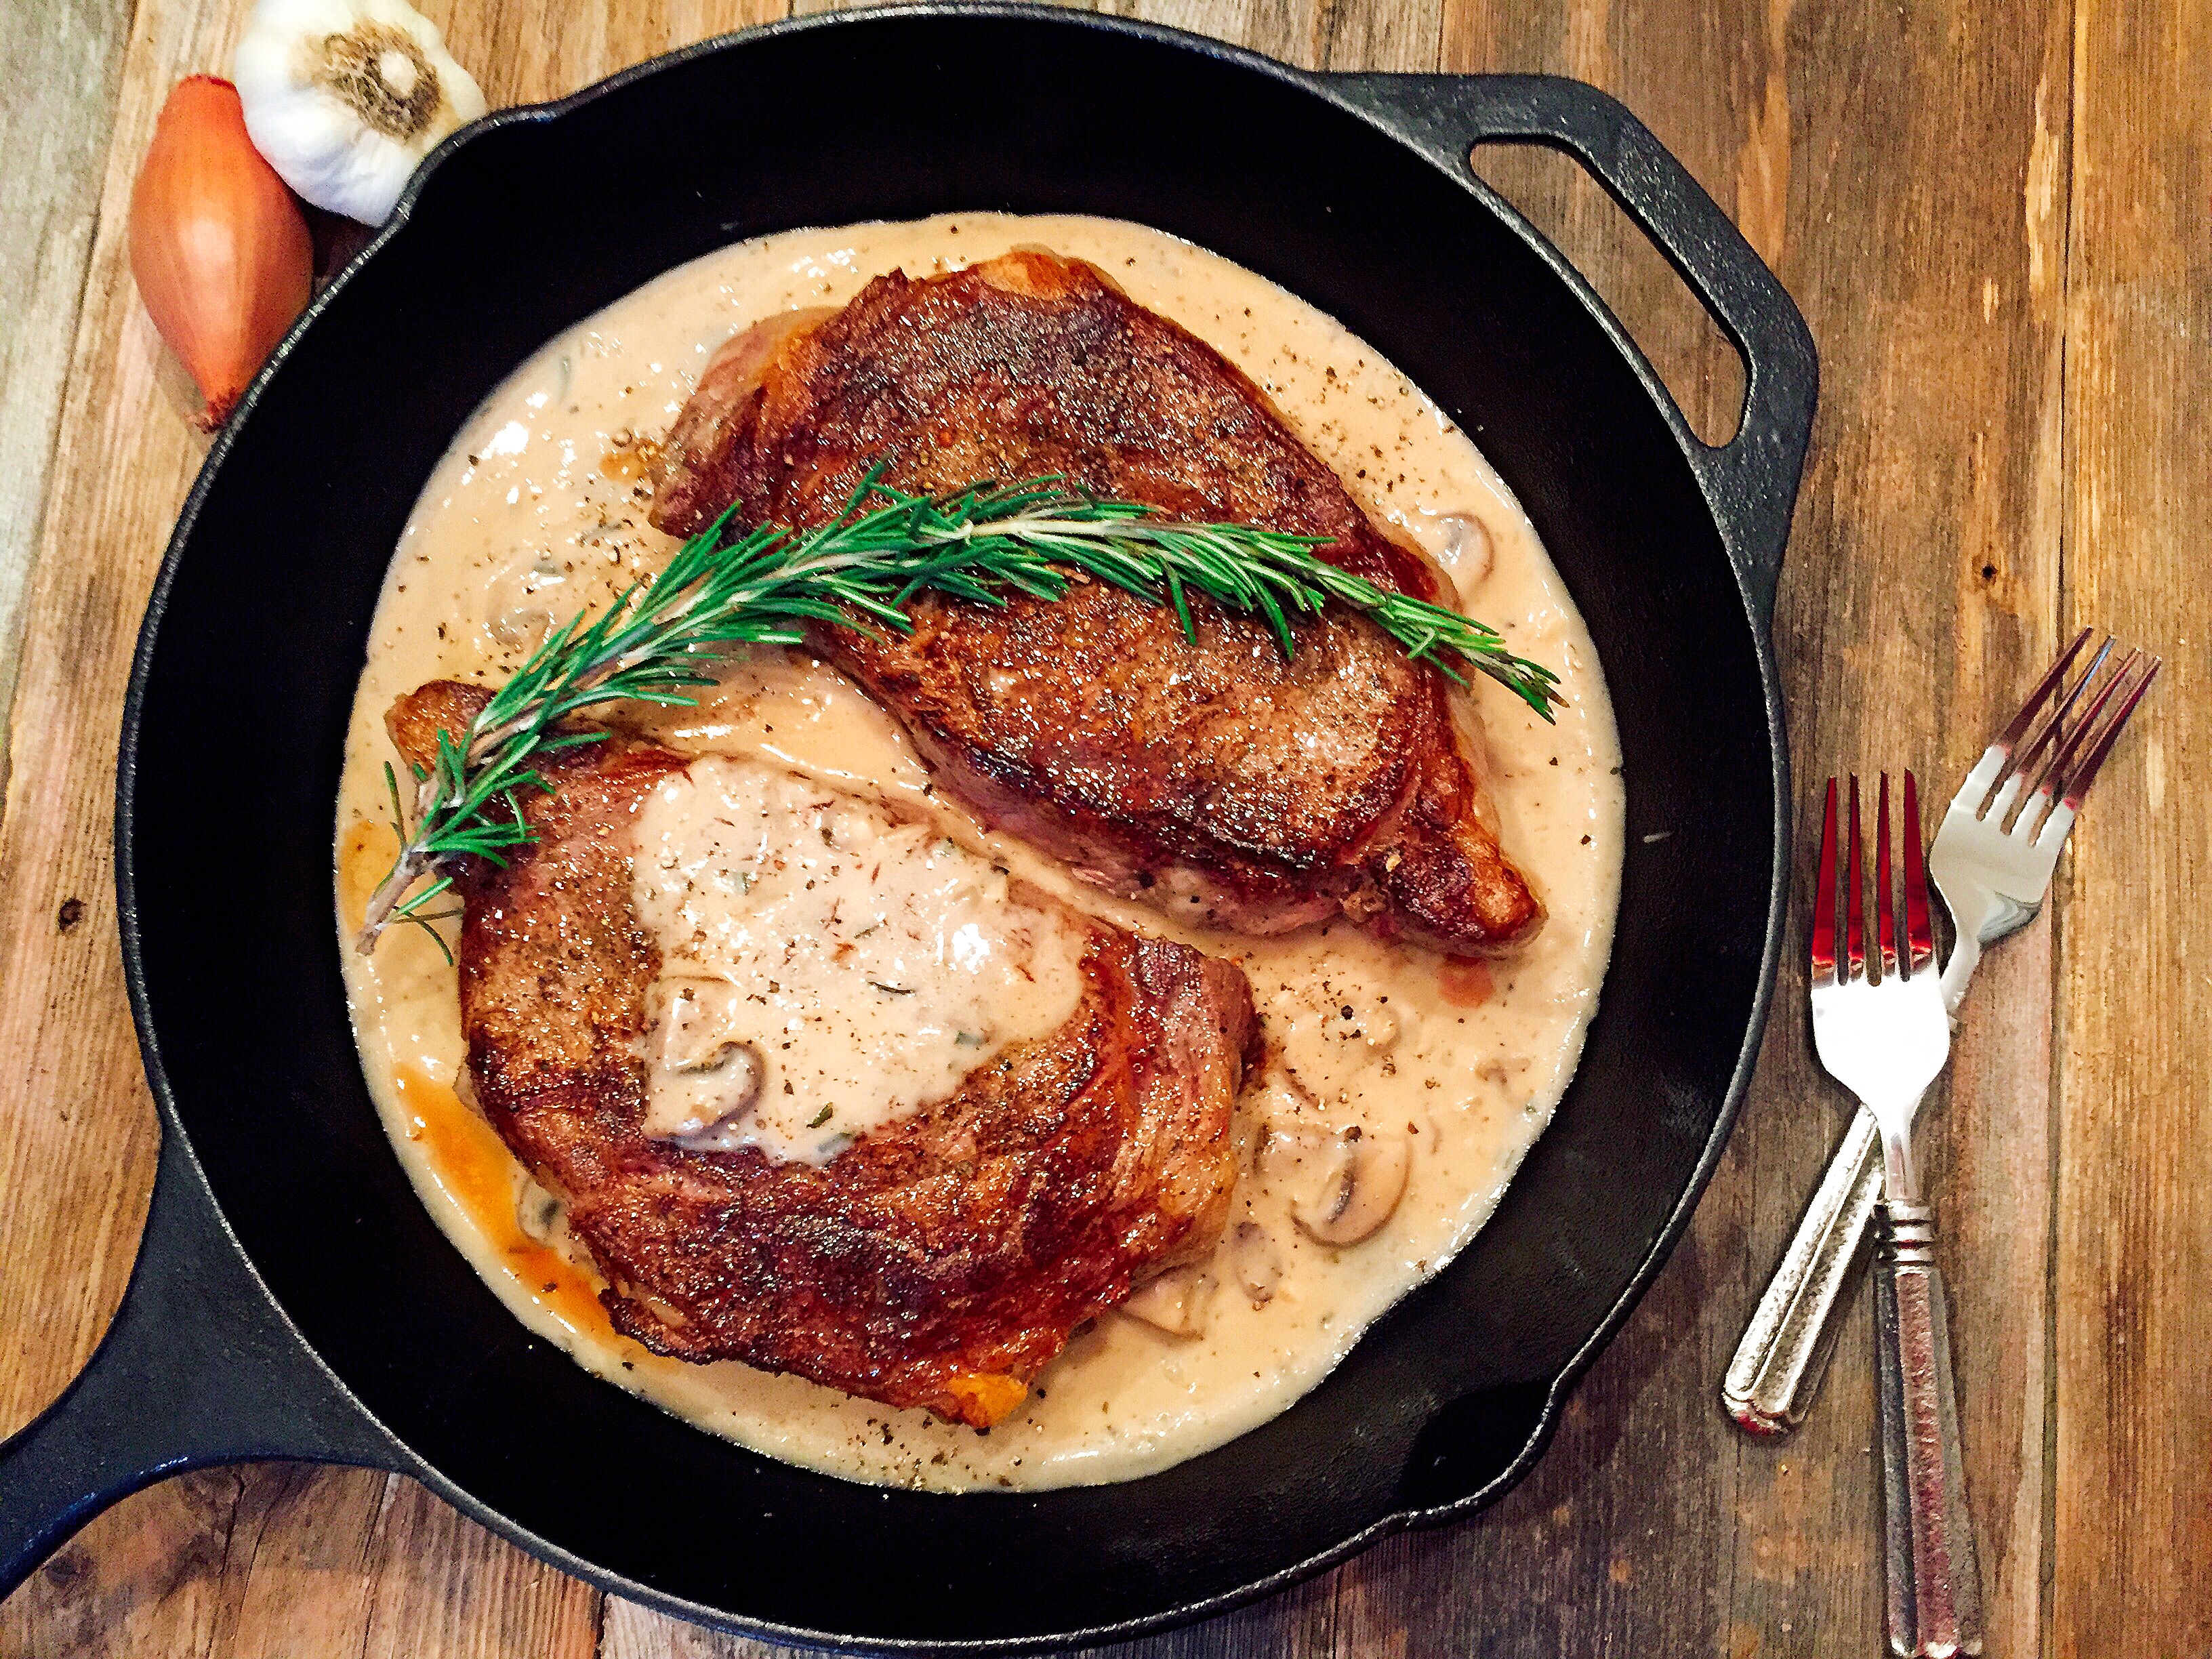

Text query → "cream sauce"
[631,756,1084,1162]
[336,213,1624,1491]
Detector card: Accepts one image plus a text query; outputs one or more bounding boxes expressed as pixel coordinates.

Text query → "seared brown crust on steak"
[388,681,1258,1428]
[651,250,1542,954]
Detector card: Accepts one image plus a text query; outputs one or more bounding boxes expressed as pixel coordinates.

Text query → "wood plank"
[0,0,136,790]
[1351,3,1784,1634]
[1451,0,1748,447]
[596,1544,1343,1658]
[2053,0,2212,1651]
[4,1466,601,1658]
[1742,5,2073,1655]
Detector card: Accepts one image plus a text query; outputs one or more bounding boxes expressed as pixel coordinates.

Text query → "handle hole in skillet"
[1467,144,1749,447]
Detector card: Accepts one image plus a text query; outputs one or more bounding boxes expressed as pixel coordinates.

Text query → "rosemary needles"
[356,474,1561,953]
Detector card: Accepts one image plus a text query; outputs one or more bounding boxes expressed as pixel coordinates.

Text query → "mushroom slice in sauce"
[516,1177,565,1245]
[1120,1265,1215,1336]
[1227,1222,1281,1305]
[483,548,569,648]
[1440,512,1496,588]
[643,979,764,1150]
[1290,1128,1410,1247]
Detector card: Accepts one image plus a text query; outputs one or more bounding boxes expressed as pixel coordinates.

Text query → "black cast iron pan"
[0,8,1814,1648]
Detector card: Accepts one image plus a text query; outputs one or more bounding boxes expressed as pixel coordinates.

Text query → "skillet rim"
[112,5,1795,1649]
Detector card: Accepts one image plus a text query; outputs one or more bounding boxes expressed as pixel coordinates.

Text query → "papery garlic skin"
[234,0,487,224]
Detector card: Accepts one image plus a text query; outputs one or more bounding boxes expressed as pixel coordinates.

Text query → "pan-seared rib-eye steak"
[651,250,1542,954]
[388,681,1258,1428]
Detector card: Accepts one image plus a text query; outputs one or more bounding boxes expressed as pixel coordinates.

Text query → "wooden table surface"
[2,0,2203,1652]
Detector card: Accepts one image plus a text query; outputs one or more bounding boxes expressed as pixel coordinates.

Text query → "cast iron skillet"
[0,7,1814,1648]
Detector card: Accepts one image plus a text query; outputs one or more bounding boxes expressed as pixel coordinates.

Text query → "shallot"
[129,76,314,432]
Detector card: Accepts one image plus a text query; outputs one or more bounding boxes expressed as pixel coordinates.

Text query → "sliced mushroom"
[655,1061,764,1152]
[1357,1001,1401,1050]
[659,981,748,1073]
[661,1051,764,1150]
[1292,1128,1410,1246]
[1248,1064,1316,1112]
[1248,1070,1322,1180]
[516,1177,565,1246]
[1120,1265,1214,1337]
[1227,1222,1281,1306]
[1252,1120,1311,1181]
[1440,512,1495,588]
[484,549,569,648]
[642,979,766,1149]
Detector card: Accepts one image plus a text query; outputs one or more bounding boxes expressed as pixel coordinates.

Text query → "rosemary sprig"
[356,474,1561,952]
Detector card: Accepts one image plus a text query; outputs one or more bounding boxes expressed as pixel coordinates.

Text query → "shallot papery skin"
[129,76,314,430]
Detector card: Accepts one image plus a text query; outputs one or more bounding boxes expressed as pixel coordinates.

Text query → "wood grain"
[1,0,2203,1651]
[1747,7,2074,1656]
[0,0,135,798]
[2053,1,2211,1653]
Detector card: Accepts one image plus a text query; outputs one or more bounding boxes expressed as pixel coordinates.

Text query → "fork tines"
[1810,778,1839,983]
[1980,626,2162,832]
[1811,773,1937,988]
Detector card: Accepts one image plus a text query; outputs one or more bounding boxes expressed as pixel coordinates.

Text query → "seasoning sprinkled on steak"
[653,250,1543,954]
[387,680,1258,1428]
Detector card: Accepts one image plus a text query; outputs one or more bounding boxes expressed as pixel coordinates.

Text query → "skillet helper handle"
[1723,1106,1884,1433]
[1326,71,1818,620]
[0,1134,393,1599]
[1874,1201,1985,1658]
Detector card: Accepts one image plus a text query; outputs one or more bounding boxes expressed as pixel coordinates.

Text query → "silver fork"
[1723,631,2160,1436]
[1812,774,1980,1658]
[1934,629,2161,1002]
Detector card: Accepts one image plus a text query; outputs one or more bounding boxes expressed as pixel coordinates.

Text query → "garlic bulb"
[233,0,487,224]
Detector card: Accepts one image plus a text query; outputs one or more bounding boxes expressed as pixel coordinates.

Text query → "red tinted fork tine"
[1876,773,1900,978]
[1994,626,2096,753]
[2061,655,2160,808]
[1904,770,1935,971]
[1845,775,1867,983]
[2008,634,2116,797]
[1810,778,1839,984]
[2029,648,2141,805]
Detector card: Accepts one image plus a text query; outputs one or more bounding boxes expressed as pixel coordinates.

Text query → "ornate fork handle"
[1723,1107,1885,1432]
[1875,1201,1984,1657]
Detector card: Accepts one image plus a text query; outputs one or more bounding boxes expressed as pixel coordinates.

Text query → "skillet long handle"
[0,1134,395,1600]
[1326,70,1819,619]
